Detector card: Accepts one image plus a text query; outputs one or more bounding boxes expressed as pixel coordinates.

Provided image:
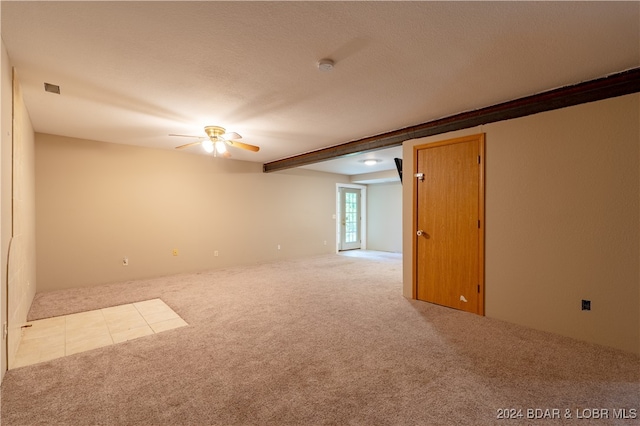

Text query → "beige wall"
[6,71,37,369]
[36,134,348,291]
[367,182,402,253]
[403,94,640,354]
[0,35,10,382]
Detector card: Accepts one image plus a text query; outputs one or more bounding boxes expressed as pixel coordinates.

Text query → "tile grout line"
[133,302,159,335]
[100,308,115,346]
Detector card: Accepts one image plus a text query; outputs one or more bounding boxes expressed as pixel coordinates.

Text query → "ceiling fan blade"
[169,133,204,139]
[227,140,260,152]
[175,141,202,150]
[221,132,242,140]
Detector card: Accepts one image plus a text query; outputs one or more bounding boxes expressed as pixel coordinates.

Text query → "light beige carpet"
[1,252,638,425]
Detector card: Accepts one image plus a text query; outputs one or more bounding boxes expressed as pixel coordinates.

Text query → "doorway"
[413,134,485,315]
[336,184,366,252]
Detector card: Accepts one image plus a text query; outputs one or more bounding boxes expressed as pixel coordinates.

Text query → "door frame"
[412,134,485,315]
[336,183,367,252]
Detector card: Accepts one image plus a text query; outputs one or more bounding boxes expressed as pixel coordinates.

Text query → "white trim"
[336,183,367,253]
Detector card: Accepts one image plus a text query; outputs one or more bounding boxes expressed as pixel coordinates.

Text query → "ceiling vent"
[44,83,60,94]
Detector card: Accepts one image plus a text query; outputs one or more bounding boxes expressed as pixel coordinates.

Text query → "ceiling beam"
[263,67,640,173]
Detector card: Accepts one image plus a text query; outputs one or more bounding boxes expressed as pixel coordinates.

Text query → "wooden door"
[414,134,484,315]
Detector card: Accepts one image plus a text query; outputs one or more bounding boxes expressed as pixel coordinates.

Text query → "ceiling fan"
[170,126,260,157]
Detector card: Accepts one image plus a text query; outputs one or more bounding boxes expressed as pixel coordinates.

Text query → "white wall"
[367,182,402,253]
[402,94,640,354]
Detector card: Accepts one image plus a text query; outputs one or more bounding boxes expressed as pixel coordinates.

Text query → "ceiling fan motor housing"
[204,126,226,140]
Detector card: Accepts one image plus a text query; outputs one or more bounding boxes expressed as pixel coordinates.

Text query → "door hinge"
[478,155,481,164]
[3,322,7,340]
[478,220,481,228]
[477,285,480,293]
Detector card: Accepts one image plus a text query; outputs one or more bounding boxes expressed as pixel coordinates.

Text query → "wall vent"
[44,82,60,94]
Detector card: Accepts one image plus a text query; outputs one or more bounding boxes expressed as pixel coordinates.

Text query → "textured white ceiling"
[2,1,638,175]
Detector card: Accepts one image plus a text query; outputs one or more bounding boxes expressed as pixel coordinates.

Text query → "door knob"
[417,230,425,236]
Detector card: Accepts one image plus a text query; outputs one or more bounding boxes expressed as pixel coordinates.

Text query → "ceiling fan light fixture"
[202,140,214,153]
[172,125,259,155]
[215,141,227,154]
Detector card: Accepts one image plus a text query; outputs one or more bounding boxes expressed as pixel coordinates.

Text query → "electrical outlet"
[214,250,219,257]
[277,244,281,250]
[122,257,129,266]
[582,299,591,311]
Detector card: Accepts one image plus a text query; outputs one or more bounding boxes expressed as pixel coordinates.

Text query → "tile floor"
[13,298,188,369]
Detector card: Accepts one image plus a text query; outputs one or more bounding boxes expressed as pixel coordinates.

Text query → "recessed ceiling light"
[362,159,381,166]
[317,58,335,72]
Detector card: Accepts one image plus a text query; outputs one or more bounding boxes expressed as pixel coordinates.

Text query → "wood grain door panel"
[414,134,484,314]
